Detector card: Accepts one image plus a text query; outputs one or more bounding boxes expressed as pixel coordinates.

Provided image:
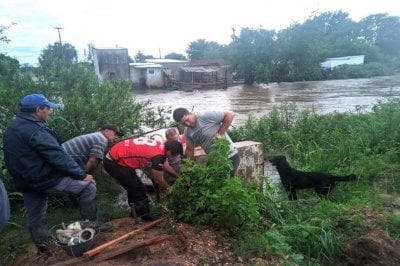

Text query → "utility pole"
[53,27,64,69]
[53,26,63,45]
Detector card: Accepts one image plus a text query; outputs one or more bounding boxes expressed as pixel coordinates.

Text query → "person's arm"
[32,129,86,180]
[151,169,170,189]
[216,111,234,137]
[85,156,99,173]
[163,160,180,178]
[185,142,195,160]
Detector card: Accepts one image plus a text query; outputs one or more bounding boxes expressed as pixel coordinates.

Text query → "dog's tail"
[332,174,357,182]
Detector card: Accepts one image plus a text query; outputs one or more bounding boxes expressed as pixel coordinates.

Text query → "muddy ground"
[10,217,264,266]
[7,214,400,266]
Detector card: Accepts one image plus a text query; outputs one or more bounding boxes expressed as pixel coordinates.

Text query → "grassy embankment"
[1,99,400,265]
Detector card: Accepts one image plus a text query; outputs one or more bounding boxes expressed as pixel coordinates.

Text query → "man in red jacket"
[103,137,182,221]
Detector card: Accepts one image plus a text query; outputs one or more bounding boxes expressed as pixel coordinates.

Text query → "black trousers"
[103,158,147,203]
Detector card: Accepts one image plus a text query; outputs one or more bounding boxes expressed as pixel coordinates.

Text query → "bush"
[167,139,262,233]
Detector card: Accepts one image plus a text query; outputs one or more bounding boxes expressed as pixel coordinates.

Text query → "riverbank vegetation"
[165,99,400,264]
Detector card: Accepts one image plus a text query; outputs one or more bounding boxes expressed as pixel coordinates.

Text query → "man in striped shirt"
[62,124,123,173]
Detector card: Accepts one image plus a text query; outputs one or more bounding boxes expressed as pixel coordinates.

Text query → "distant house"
[92,48,232,89]
[321,55,365,71]
[93,47,130,81]
[175,59,233,89]
[129,62,164,88]
[144,59,188,80]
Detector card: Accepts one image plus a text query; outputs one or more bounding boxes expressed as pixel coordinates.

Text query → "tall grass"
[230,98,400,264]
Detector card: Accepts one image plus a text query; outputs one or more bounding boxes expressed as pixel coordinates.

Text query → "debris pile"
[55,221,96,246]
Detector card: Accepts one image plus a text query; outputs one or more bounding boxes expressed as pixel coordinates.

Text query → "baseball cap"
[20,93,60,109]
[101,124,124,137]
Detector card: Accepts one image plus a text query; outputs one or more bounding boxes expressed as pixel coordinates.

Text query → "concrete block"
[194,141,264,187]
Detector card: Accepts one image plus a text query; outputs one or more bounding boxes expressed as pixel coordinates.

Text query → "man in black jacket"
[3,93,98,253]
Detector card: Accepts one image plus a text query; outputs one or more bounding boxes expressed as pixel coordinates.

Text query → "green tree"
[186,39,227,60]
[83,43,95,64]
[165,52,187,61]
[37,42,78,81]
[229,27,276,84]
[134,50,154,62]
[358,13,400,58]
[0,23,16,43]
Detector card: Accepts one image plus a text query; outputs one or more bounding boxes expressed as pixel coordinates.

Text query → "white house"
[321,55,365,70]
[129,63,164,88]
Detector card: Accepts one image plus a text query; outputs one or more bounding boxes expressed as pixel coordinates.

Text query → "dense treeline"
[186,11,400,84]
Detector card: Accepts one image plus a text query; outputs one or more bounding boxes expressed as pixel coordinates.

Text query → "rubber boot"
[78,201,97,221]
[131,198,160,221]
[80,204,113,232]
[28,224,51,255]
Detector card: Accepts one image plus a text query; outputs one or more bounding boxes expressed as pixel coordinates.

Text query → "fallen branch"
[84,215,169,257]
[93,235,173,262]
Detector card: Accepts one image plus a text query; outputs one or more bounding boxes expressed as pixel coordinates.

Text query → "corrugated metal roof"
[94,47,128,50]
[129,63,163,68]
[325,55,364,60]
[181,67,217,73]
[146,59,188,63]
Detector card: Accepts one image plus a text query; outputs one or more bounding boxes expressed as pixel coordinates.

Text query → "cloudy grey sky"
[1,0,399,66]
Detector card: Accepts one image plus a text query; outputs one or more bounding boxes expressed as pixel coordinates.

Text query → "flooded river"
[134,75,400,127]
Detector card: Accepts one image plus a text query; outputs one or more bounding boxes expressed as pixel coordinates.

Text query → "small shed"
[129,63,164,88]
[145,59,188,80]
[321,55,365,70]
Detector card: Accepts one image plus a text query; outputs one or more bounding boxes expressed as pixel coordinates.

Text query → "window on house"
[148,69,155,75]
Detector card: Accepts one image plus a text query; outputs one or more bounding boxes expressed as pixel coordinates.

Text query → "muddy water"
[134,75,400,188]
[134,74,400,127]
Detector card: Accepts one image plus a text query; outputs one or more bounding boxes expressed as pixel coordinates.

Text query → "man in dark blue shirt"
[3,93,98,253]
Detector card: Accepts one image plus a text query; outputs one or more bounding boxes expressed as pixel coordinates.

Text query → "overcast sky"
[1,0,399,66]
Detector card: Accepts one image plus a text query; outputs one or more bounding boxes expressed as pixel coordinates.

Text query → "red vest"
[109,138,165,169]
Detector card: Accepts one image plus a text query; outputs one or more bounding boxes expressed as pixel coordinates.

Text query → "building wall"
[93,48,130,81]
[129,66,164,88]
[129,67,144,87]
[159,62,187,79]
[146,68,164,87]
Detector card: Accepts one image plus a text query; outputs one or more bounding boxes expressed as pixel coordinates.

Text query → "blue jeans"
[23,177,96,245]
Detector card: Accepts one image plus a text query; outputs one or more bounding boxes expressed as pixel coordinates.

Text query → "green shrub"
[167,139,262,232]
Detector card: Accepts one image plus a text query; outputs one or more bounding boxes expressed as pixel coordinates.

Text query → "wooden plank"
[93,235,173,262]
[83,215,169,257]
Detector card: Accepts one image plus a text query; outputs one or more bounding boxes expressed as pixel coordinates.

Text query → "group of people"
[1,93,240,254]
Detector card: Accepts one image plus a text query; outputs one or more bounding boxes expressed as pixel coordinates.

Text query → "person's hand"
[214,133,224,139]
[83,174,96,185]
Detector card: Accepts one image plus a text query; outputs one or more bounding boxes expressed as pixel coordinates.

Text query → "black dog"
[269,155,356,200]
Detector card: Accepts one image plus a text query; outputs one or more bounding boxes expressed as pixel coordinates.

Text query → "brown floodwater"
[134,75,400,127]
